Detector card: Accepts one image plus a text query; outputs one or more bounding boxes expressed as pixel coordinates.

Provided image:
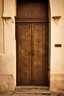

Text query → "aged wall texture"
[0,0,16,92]
[50,0,64,92]
[0,0,64,93]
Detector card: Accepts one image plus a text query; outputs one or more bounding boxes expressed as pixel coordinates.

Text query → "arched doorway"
[16,0,49,86]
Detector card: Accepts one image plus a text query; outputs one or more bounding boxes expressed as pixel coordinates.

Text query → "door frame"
[15,0,50,87]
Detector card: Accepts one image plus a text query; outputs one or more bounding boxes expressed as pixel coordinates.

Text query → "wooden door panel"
[17,2,47,22]
[32,23,46,85]
[17,23,31,85]
[17,0,48,86]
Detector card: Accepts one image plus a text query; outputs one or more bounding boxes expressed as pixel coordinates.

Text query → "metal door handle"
[32,50,34,56]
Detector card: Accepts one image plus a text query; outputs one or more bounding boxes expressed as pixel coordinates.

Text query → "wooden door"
[16,1,48,86]
[16,23,48,86]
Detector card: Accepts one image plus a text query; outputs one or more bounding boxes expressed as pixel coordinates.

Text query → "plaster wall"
[0,0,16,92]
[0,0,4,53]
[49,0,64,92]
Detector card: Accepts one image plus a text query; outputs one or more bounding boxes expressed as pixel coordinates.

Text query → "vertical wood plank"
[17,23,31,85]
[32,23,47,85]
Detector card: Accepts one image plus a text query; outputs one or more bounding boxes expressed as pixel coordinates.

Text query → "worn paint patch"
[50,74,64,93]
[0,74,15,92]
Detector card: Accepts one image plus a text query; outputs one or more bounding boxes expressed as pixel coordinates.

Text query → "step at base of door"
[15,86,50,95]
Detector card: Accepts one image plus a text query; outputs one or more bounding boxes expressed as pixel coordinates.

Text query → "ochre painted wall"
[49,0,64,92]
[0,0,4,53]
[0,0,16,92]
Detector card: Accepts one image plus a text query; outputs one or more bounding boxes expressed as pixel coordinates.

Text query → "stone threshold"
[15,86,50,95]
